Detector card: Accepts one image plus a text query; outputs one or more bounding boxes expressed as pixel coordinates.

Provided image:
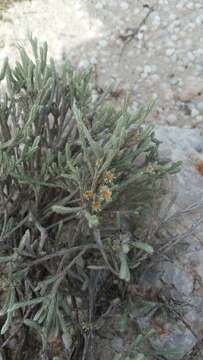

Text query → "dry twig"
[119,5,154,59]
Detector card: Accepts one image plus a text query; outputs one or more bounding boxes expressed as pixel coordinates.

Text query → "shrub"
[0,37,180,357]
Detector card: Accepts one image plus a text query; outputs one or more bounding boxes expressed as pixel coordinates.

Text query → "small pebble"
[166,48,175,57]
[176,2,183,9]
[78,59,89,68]
[137,32,143,40]
[186,3,194,10]
[191,108,199,118]
[171,54,177,63]
[134,8,140,15]
[169,78,179,85]
[95,3,103,9]
[144,65,152,74]
[151,74,160,83]
[152,15,161,29]
[187,52,195,61]
[99,39,108,48]
[196,115,203,123]
[120,2,129,10]
[197,102,203,114]
[167,114,177,124]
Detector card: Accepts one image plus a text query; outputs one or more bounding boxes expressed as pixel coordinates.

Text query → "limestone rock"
[136,126,203,360]
[178,76,203,102]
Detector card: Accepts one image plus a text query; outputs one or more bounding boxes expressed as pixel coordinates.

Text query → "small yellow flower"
[104,171,114,184]
[100,186,112,202]
[83,190,94,201]
[145,164,154,173]
[91,201,101,212]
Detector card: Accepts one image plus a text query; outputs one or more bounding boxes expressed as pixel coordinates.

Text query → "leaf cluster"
[0,37,181,358]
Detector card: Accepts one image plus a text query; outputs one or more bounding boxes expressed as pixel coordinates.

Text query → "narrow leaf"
[8,296,48,312]
[119,252,130,282]
[52,205,82,215]
[133,241,154,254]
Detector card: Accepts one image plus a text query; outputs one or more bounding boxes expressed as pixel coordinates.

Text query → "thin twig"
[27,244,98,268]
[160,294,199,340]
[158,215,203,254]
[52,247,89,293]
[93,228,118,276]
[119,6,154,60]
[160,201,203,228]
[0,215,28,242]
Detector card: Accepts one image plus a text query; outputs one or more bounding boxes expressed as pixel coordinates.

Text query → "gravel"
[0,0,202,129]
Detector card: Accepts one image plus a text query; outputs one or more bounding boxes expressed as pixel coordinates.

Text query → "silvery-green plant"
[0,37,180,358]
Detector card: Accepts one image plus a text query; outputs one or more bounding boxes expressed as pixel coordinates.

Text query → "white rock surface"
[137,126,203,360]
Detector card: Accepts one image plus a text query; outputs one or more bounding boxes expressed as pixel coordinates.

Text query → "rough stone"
[166,48,175,57]
[178,77,203,102]
[144,65,152,74]
[197,102,203,114]
[191,108,199,117]
[136,126,203,360]
[150,324,196,360]
[120,2,129,10]
[161,261,194,296]
[152,15,161,28]
[167,113,177,124]
[111,336,123,353]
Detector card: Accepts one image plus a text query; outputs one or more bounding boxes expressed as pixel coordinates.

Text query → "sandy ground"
[0,0,203,128]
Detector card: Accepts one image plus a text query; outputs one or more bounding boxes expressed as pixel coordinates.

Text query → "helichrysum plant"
[0,37,180,358]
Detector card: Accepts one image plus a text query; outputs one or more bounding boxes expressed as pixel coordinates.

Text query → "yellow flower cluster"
[100,185,112,202]
[83,190,93,201]
[91,201,101,212]
[104,171,114,184]
[83,171,115,213]
[145,164,154,174]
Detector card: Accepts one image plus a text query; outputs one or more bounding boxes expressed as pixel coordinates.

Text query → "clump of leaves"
[0,37,180,358]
